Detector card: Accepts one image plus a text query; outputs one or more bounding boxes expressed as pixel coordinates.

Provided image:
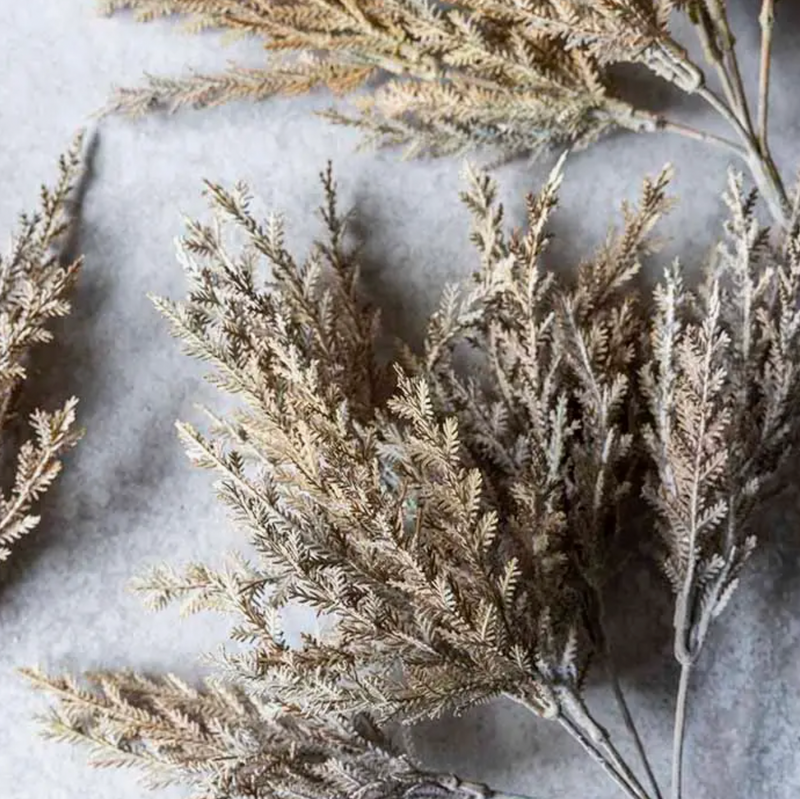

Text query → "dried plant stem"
[418,773,544,799]
[606,668,661,799]
[557,715,648,799]
[659,17,788,224]
[595,602,663,799]
[703,0,753,133]
[758,0,775,152]
[507,691,648,799]
[558,687,653,799]
[699,10,786,223]
[656,119,745,157]
[670,663,693,799]
[690,14,738,114]
[696,85,787,223]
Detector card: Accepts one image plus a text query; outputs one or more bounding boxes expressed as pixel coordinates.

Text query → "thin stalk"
[558,716,647,799]
[505,691,649,799]
[670,663,693,799]
[690,13,738,113]
[619,108,745,156]
[723,47,752,135]
[696,86,788,223]
[562,688,652,799]
[707,0,753,133]
[657,119,746,157]
[697,85,751,143]
[420,772,544,799]
[758,0,775,152]
[658,42,788,223]
[595,601,664,799]
[607,670,661,799]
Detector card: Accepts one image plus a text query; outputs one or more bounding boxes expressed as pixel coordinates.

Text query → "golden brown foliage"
[101,1,788,222]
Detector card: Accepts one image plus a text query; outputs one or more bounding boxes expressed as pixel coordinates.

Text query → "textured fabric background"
[2,3,800,798]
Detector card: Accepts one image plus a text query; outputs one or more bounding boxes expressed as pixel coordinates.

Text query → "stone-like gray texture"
[2,2,800,798]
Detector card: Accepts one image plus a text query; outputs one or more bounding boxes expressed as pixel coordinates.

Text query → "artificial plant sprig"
[101,0,789,223]
[24,159,800,799]
[25,160,673,799]
[0,133,90,566]
[641,169,800,799]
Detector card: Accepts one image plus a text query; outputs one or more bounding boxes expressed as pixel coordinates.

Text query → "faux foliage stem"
[700,0,752,134]
[758,0,775,152]
[571,692,651,799]
[670,663,693,799]
[595,600,664,799]
[656,118,745,157]
[417,772,545,799]
[506,691,648,799]
[652,32,788,224]
[557,716,647,799]
[697,85,787,223]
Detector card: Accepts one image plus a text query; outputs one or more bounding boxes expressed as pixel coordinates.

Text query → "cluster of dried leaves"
[0,137,85,566]
[25,159,800,799]
[101,0,788,221]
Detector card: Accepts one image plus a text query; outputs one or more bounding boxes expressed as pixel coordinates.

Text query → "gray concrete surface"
[1,2,800,798]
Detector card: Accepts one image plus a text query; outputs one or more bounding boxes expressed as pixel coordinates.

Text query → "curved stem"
[696,85,750,142]
[656,28,788,224]
[560,687,652,799]
[670,663,693,799]
[505,690,649,799]
[697,86,788,223]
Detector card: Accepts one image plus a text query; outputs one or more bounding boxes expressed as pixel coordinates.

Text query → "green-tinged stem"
[670,663,693,799]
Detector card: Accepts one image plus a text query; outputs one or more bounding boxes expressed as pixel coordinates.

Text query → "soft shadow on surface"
[0,130,102,594]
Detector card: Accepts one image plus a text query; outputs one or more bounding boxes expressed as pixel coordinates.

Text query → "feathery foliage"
[101,0,789,222]
[26,164,800,799]
[0,136,87,566]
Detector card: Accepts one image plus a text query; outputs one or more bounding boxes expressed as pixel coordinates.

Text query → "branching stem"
[654,16,788,224]
[506,690,650,799]
[595,599,663,799]
[558,715,648,799]
[419,773,544,799]
[696,86,787,224]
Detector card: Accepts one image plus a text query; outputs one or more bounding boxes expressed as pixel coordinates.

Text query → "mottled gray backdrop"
[2,2,800,798]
